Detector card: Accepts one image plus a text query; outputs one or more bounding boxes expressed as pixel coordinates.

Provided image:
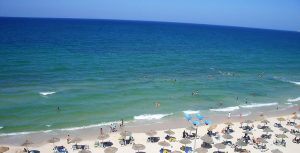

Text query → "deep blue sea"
[1,17,300,134]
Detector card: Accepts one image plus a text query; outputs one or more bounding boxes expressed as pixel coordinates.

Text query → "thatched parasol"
[222,134,233,140]
[69,137,82,143]
[158,141,170,148]
[120,131,132,137]
[179,138,191,145]
[214,143,226,151]
[271,149,283,153]
[145,130,157,136]
[132,144,145,152]
[78,150,91,153]
[48,137,60,144]
[104,147,118,153]
[201,134,213,144]
[164,129,175,135]
[207,124,217,131]
[0,146,9,153]
[194,147,208,153]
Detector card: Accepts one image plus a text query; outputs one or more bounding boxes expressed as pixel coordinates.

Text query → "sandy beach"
[1,106,300,153]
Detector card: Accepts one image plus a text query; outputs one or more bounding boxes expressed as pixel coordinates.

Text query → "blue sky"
[0,0,300,31]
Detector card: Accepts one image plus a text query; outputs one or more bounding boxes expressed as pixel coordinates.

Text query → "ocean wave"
[59,121,121,131]
[232,112,252,117]
[0,126,3,130]
[39,91,56,96]
[210,106,239,112]
[273,76,300,86]
[134,113,172,120]
[182,110,200,114]
[0,129,52,137]
[45,124,52,127]
[239,102,278,108]
[287,97,300,102]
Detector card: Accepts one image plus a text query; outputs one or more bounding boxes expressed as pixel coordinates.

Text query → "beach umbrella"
[257,138,268,144]
[120,131,132,137]
[280,127,289,133]
[194,147,208,153]
[48,137,60,144]
[201,134,213,144]
[193,120,200,126]
[186,126,197,131]
[179,138,192,146]
[276,134,288,139]
[0,146,9,153]
[277,117,285,124]
[222,134,233,140]
[69,137,82,143]
[224,121,234,126]
[104,147,118,153]
[78,150,91,153]
[158,140,170,147]
[196,114,204,120]
[236,139,247,148]
[132,144,145,152]
[263,128,273,134]
[171,151,182,153]
[292,115,298,122]
[21,139,33,147]
[214,143,226,152]
[164,129,175,135]
[296,125,300,129]
[207,124,217,131]
[145,130,157,136]
[261,119,270,125]
[271,149,283,153]
[98,133,110,142]
[184,114,192,121]
[204,120,211,125]
[243,120,253,125]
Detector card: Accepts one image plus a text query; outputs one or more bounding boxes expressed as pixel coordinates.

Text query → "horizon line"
[0,16,298,33]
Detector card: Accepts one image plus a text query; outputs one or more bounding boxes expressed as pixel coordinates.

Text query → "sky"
[0,0,300,31]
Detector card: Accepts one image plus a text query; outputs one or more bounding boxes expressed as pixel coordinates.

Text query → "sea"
[1,17,300,136]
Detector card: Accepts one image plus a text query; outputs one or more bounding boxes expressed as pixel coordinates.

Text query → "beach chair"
[180,146,192,153]
[147,137,160,143]
[53,146,68,153]
[159,148,171,153]
[72,144,89,150]
[28,150,40,153]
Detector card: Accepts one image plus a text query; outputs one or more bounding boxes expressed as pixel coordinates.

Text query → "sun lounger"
[261,134,272,139]
[180,146,192,153]
[147,137,160,143]
[274,123,282,128]
[159,148,171,153]
[165,135,176,142]
[119,136,134,146]
[72,144,89,150]
[28,150,40,153]
[53,146,68,153]
[287,121,297,126]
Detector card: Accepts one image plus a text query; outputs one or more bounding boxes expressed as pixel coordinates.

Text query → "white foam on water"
[287,97,300,102]
[209,106,239,112]
[59,121,121,131]
[239,102,278,108]
[134,113,173,120]
[232,112,252,117]
[0,126,3,130]
[45,124,52,127]
[39,91,56,96]
[182,110,200,114]
[290,81,300,86]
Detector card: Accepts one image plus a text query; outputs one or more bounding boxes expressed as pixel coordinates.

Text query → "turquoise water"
[1,17,300,134]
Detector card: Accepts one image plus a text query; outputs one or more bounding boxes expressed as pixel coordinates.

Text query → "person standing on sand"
[67,135,70,144]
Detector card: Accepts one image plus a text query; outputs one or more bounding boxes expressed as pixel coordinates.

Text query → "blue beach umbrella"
[196,113,204,120]
[193,120,200,126]
[205,120,211,125]
[184,114,192,121]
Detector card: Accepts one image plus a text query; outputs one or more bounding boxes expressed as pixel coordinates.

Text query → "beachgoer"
[121,119,124,127]
[228,112,231,119]
[67,135,70,144]
[245,97,248,104]
[277,106,279,110]
[57,106,60,111]
[155,102,160,108]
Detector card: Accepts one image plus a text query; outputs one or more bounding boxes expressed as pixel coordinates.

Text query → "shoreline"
[0,104,299,146]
